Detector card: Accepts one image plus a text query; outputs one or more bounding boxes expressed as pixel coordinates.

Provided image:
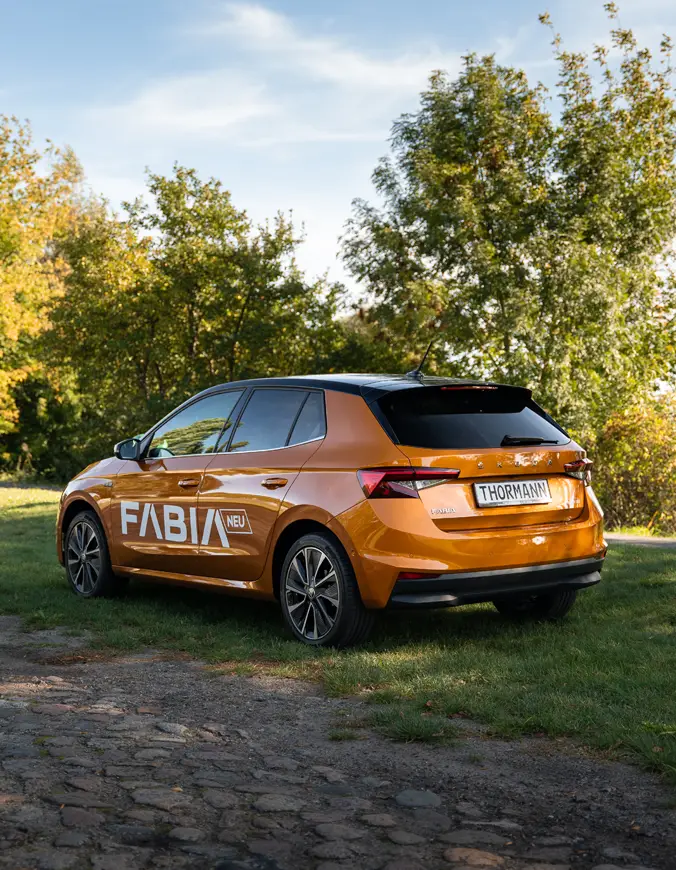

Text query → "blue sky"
[3,0,676,286]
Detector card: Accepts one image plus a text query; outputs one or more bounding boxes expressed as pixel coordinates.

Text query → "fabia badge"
[431,507,456,515]
[120,501,252,547]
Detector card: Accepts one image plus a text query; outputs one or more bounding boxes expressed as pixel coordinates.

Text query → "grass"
[607,525,662,537]
[369,706,459,743]
[328,729,363,741]
[2,484,676,780]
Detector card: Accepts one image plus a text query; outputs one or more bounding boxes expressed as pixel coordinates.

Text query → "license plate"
[473,479,552,508]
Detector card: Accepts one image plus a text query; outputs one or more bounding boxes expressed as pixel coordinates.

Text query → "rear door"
[373,385,586,531]
[110,390,243,574]
[197,388,326,582]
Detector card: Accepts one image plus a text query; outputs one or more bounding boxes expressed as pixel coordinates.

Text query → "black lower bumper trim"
[389,557,603,609]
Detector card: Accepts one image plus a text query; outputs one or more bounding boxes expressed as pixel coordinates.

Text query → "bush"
[593,398,676,534]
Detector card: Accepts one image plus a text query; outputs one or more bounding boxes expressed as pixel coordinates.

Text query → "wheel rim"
[67,521,101,594]
[284,546,340,641]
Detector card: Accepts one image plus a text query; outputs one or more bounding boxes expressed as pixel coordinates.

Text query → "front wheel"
[493,588,577,621]
[65,510,127,598]
[280,532,375,648]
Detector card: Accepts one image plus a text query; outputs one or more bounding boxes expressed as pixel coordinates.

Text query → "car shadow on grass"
[89,542,676,658]
[121,575,522,654]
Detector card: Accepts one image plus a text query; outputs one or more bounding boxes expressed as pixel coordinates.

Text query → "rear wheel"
[493,588,577,621]
[65,510,127,598]
[280,532,375,648]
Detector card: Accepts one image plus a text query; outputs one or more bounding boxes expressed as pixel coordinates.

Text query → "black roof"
[140,373,530,442]
[196,373,512,403]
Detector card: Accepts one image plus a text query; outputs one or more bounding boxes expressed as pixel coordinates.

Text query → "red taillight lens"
[357,467,460,499]
[564,457,593,485]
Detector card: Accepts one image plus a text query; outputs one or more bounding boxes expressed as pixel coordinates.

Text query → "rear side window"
[289,392,326,445]
[378,386,569,449]
[228,389,307,452]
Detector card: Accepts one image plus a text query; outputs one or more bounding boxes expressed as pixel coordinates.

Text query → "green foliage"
[1,373,86,480]
[342,10,676,438]
[0,116,81,436]
[37,166,345,473]
[593,397,676,534]
[369,705,458,743]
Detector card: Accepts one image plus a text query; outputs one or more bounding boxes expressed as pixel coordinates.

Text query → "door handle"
[262,477,288,490]
[178,478,200,488]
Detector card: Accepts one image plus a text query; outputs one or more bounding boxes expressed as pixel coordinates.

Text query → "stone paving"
[0,616,673,870]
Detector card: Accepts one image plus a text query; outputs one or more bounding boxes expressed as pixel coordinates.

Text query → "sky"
[3,0,676,288]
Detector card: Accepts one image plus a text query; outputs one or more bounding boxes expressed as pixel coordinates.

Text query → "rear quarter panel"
[258,390,409,595]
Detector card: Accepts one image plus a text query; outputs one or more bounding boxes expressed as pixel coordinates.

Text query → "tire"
[279,532,376,648]
[64,510,127,598]
[493,588,577,621]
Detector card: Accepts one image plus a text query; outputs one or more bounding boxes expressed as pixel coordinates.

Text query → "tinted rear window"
[378,386,569,449]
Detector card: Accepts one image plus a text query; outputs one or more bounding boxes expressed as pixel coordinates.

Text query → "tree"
[46,198,159,458]
[125,166,343,394]
[593,397,676,533]
[0,116,81,436]
[48,166,344,465]
[342,5,676,438]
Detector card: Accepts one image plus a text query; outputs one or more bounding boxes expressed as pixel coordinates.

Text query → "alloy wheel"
[67,520,102,595]
[284,546,340,641]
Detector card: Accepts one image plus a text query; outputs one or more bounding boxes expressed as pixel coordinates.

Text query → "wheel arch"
[59,496,105,560]
[271,518,350,601]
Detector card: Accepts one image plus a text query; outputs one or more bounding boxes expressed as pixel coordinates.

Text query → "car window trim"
[208,435,326,457]
[142,388,245,459]
[219,387,254,453]
[222,386,324,455]
[212,389,250,454]
[140,434,327,461]
[285,392,310,446]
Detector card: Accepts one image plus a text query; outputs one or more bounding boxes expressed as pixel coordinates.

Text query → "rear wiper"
[501,435,559,446]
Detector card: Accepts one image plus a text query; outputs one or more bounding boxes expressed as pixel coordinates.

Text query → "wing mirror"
[114,437,141,461]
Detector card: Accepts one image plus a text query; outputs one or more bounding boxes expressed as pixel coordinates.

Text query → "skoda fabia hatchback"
[57,375,606,647]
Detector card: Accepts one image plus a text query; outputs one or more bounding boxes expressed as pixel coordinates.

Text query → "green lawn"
[2,484,676,780]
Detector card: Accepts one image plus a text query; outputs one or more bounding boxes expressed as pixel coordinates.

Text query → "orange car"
[57,375,606,647]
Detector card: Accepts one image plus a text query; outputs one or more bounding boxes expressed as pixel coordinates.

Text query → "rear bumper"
[388,556,603,609]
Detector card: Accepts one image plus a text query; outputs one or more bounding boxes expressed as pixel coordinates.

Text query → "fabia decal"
[120,501,251,546]
[221,509,252,534]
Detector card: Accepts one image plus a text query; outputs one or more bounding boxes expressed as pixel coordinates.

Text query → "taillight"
[357,467,460,499]
[564,457,593,485]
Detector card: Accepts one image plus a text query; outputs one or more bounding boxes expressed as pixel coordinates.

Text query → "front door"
[198,388,326,583]
[110,389,244,576]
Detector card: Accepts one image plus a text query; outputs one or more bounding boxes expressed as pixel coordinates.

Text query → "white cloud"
[201,2,460,95]
[97,70,274,138]
[86,3,463,149]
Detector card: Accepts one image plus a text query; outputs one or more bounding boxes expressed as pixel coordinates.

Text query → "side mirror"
[114,438,141,461]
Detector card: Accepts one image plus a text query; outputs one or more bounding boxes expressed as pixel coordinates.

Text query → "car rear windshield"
[376,386,569,450]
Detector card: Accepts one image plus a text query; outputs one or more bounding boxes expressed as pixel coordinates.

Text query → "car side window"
[288,392,326,445]
[228,389,307,453]
[147,391,243,458]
